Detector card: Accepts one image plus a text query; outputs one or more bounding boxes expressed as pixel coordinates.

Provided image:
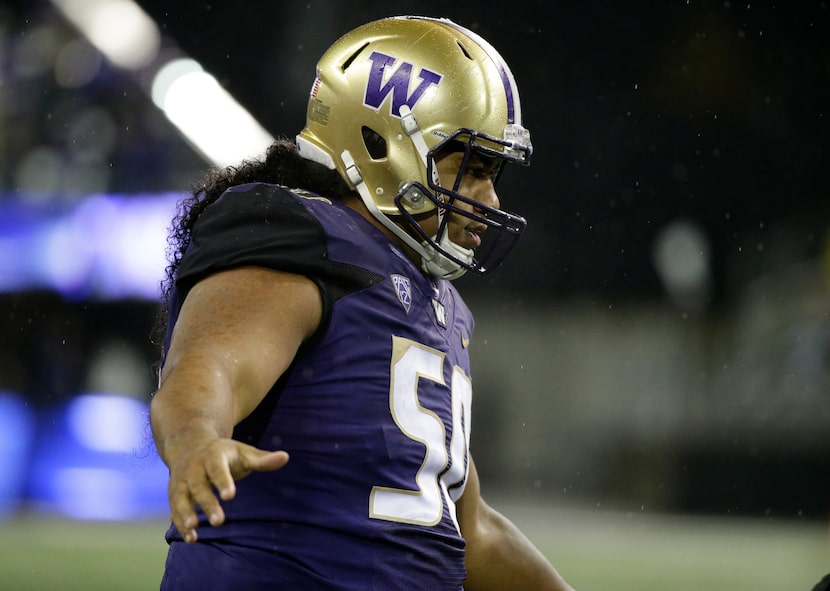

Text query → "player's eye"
[466,156,499,180]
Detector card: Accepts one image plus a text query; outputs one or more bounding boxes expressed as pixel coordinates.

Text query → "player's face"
[425,152,501,250]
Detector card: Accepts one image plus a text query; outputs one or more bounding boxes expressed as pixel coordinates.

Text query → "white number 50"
[369,336,472,532]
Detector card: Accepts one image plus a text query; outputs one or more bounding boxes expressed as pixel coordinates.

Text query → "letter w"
[364,51,442,117]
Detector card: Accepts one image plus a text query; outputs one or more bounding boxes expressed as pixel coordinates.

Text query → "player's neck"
[342,195,425,273]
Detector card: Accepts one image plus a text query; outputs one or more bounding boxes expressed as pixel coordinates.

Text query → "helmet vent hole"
[361,126,387,159]
[456,40,473,60]
[342,42,370,72]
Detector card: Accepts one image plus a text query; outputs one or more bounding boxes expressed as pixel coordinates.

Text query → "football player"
[151,15,576,591]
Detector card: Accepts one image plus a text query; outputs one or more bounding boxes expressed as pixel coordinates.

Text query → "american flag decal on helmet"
[310,74,322,98]
[391,274,412,313]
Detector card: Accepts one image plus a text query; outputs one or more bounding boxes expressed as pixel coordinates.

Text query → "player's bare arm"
[458,456,576,591]
[150,266,322,543]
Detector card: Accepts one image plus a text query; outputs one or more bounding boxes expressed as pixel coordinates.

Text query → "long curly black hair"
[151,137,353,356]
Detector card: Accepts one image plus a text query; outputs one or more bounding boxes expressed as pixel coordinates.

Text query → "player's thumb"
[244,448,290,473]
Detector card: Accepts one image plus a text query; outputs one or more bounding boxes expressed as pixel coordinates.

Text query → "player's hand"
[166,438,289,543]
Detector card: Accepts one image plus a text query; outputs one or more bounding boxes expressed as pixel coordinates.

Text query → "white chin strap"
[420,233,472,280]
[340,148,469,280]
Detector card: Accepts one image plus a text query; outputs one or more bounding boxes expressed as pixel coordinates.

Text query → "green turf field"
[504,502,829,591]
[0,503,826,590]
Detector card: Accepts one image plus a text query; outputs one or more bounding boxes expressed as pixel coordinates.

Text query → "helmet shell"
[297,16,526,216]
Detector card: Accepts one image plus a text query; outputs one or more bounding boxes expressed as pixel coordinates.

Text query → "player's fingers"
[166,442,290,541]
[168,479,199,543]
[187,467,226,527]
[203,448,238,503]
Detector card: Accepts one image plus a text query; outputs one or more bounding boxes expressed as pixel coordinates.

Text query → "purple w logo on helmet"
[363,51,442,118]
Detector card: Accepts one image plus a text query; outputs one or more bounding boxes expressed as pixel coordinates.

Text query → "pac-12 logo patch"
[391,274,412,313]
[364,51,442,117]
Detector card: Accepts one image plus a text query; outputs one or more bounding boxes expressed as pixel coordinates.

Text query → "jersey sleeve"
[174,182,383,347]
[176,182,381,293]
[176,183,325,291]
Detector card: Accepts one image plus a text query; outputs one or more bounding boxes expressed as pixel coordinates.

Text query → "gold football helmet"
[296,15,532,279]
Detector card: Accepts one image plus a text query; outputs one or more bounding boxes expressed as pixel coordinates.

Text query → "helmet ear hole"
[361,126,387,160]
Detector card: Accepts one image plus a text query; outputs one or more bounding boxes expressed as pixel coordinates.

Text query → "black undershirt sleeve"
[175,182,382,350]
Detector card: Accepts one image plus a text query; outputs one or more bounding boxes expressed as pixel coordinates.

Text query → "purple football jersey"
[160,184,475,590]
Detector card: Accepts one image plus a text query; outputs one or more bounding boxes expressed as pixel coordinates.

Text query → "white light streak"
[51,0,161,70]
[51,0,274,167]
[152,59,274,167]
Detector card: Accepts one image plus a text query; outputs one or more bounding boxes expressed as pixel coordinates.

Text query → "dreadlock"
[151,137,354,358]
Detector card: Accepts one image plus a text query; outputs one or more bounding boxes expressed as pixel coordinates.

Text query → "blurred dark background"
[0,0,828,521]
[4,0,829,302]
[135,0,830,304]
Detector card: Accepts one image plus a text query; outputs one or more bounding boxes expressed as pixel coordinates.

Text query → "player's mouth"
[464,224,485,248]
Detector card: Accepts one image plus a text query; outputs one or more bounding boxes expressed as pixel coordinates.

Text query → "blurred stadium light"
[151,58,275,168]
[0,392,36,516]
[652,218,712,313]
[49,0,274,168]
[27,393,168,520]
[0,192,180,299]
[51,0,161,70]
